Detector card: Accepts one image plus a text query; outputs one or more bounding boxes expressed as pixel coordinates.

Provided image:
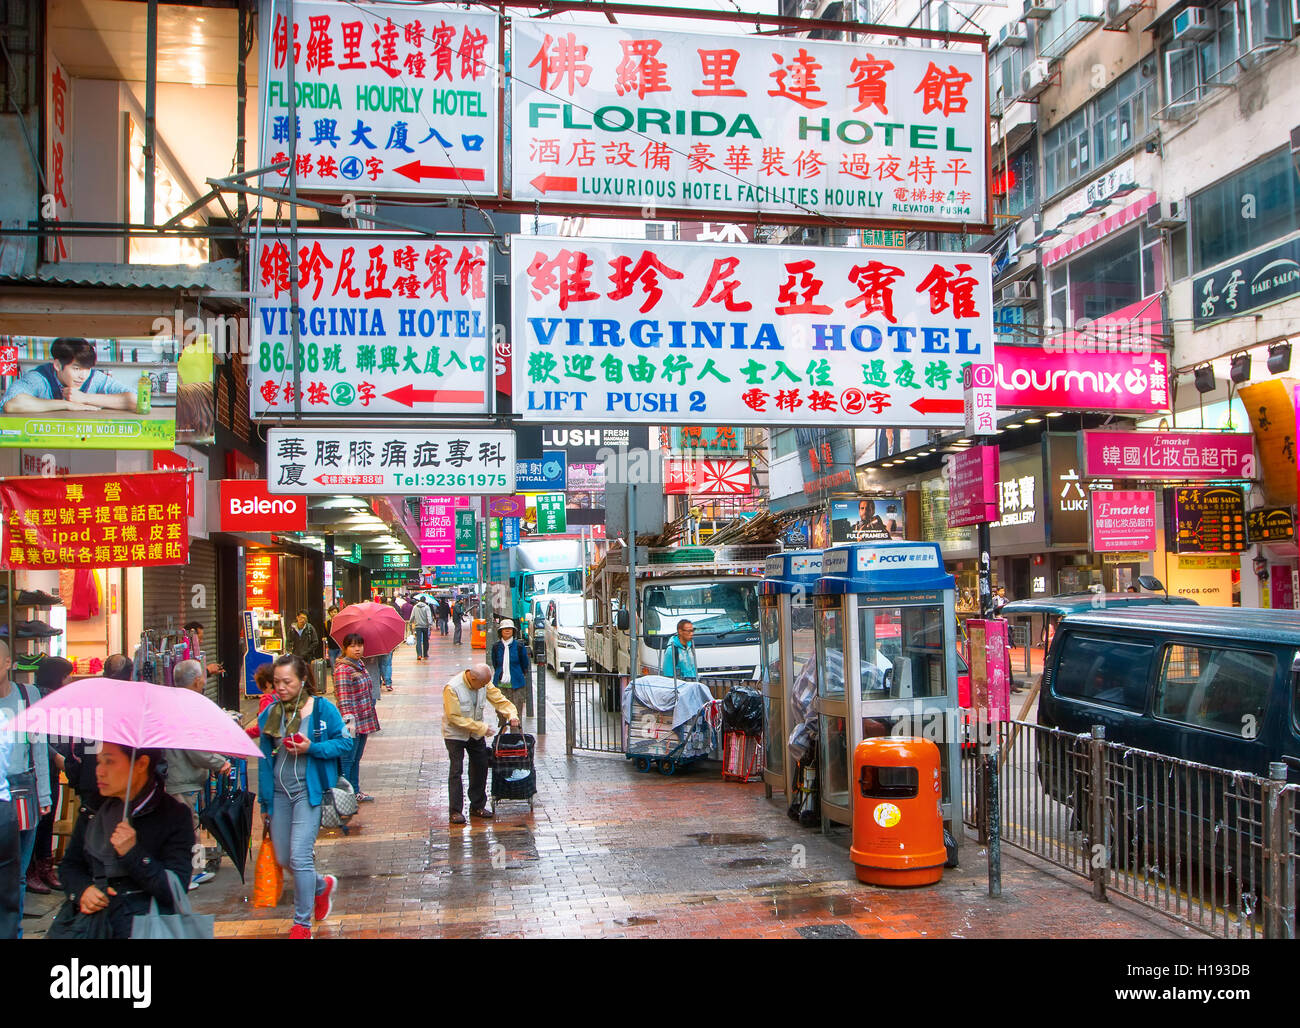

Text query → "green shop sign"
[536,493,567,535]
[0,415,176,449]
[455,509,477,551]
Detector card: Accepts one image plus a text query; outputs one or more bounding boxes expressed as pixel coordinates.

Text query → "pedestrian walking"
[160,659,231,890]
[54,744,194,940]
[491,620,532,724]
[27,656,73,896]
[398,594,414,621]
[442,663,519,824]
[452,596,466,644]
[323,605,341,666]
[410,595,433,660]
[437,596,451,636]
[332,633,379,802]
[289,611,320,662]
[0,726,19,940]
[0,640,51,931]
[255,654,351,939]
[662,620,698,681]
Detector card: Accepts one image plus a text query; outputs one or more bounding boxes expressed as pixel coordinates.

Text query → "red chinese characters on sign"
[0,473,190,571]
[259,241,486,303]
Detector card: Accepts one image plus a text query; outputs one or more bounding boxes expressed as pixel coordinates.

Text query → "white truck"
[582,543,776,680]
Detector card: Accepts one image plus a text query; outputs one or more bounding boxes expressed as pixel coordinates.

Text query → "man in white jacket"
[441,664,519,824]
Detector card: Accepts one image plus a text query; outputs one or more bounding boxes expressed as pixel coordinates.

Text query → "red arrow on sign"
[909,397,965,416]
[530,173,578,193]
[393,161,486,183]
[384,384,486,407]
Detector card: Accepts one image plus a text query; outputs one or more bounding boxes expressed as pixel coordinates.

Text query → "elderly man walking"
[442,663,519,824]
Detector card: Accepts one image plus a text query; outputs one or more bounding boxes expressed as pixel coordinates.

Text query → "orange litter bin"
[849,737,946,887]
[471,618,486,650]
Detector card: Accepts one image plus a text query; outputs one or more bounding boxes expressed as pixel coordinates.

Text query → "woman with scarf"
[332,633,379,802]
[55,745,194,939]
[255,654,351,938]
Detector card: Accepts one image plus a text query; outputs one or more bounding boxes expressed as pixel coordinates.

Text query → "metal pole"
[564,664,575,756]
[235,0,249,226]
[144,0,157,227]
[535,653,546,735]
[1263,761,1292,939]
[1089,725,1109,903]
[983,743,1001,898]
[283,0,303,417]
[626,480,638,680]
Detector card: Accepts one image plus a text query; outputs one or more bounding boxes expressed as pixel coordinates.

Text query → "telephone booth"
[812,542,961,857]
[758,550,823,799]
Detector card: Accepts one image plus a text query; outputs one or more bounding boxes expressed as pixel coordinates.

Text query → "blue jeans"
[14,826,36,936]
[340,733,368,793]
[0,800,19,940]
[269,790,326,927]
[378,652,393,687]
[414,628,430,659]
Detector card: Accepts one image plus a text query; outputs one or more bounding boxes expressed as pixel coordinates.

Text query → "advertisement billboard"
[512,236,991,427]
[1083,430,1255,480]
[511,19,987,226]
[1090,490,1158,553]
[831,497,905,541]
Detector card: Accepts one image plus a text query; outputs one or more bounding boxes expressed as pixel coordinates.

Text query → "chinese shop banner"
[511,236,991,428]
[1090,490,1158,553]
[1,472,189,570]
[1083,430,1255,480]
[250,234,492,417]
[266,428,516,495]
[946,445,999,528]
[663,458,752,495]
[260,1,499,195]
[511,19,987,224]
[1165,486,1247,554]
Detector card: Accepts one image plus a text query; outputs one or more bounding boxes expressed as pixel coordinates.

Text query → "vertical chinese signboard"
[0,473,189,570]
[45,52,72,261]
[260,1,499,195]
[512,237,991,427]
[946,445,999,527]
[966,618,1009,723]
[251,234,493,417]
[511,19,988,226]
[455,509,477,551]
[536,493,567,535]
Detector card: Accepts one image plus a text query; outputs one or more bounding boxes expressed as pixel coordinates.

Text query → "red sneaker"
[289,924,312,939]
[314,874,338,922]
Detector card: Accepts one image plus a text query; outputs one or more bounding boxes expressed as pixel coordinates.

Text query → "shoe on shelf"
[289,924,312,939]
[25,866,51,895]
[16,620,62,639]
[14,653,44,673]
[469,807,493,820]
[313,874,337,922]
[17,589,59,607]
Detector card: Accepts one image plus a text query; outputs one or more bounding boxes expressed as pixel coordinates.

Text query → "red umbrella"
[330,601,406,655]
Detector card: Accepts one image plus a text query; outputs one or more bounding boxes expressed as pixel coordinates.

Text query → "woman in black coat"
[57,744,195,939]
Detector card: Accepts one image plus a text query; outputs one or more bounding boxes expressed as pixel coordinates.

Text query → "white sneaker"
[189,870,216,891]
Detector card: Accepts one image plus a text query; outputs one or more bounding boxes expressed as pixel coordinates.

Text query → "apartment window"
[771,428,799,460]
[1190,148,1300,274]
[1042,67,1155,197]
[1047,225,1163,328]
[994,145,1037,219]
[1161,0,1296,115]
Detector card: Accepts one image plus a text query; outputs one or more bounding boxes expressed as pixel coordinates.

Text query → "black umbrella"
[199,777,256,881]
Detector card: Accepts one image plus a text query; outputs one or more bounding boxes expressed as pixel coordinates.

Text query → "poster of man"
[1,337,136,413]
[831,498,905,543]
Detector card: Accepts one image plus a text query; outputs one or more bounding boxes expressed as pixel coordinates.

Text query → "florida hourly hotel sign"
[512,236,991,428]
[511,19,987,225]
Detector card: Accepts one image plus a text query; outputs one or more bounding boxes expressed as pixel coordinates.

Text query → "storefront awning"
[1043,192,1157,267]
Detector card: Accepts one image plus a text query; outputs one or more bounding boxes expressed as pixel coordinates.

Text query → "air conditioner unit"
[1105,0,1144,29]
[1001,280,1038,306]
[1000,20,1030,46]
[1023,0,1055,19]
[1145,199,1186,230]
[1020,59,1053,99]
[1173,6,1213,39]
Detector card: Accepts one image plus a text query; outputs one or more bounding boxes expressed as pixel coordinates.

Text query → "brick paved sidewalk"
[26,629,1192,940]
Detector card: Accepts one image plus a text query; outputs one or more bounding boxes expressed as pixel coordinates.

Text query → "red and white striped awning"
[1043,192,1158,267]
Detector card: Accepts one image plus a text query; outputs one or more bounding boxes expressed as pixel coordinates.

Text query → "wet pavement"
[25,629,1189,939]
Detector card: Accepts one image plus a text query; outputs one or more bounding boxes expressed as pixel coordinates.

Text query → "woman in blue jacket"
[257,654,352,939]
[490,620,532,725]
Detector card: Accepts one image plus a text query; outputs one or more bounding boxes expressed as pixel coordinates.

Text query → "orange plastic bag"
[252,829,284,908]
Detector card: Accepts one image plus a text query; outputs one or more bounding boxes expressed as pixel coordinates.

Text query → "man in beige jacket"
[442,663,519,824]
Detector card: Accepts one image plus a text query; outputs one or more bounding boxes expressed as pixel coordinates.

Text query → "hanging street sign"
[260,1,499,196]
[536,492,567,534]
[267,428,515,494]
[510,19,987,227]
[1083,430,1255,480]
[512,236,990,428]
[455,509,477,551]
[251,234,492,417]
[502,515,520,547]
[515,450,567,491]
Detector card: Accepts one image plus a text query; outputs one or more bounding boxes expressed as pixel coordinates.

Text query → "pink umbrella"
[329,600,407,654]
[9,677,262,760]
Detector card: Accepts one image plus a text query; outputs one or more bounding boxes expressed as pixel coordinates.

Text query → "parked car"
[1035,606,1300,879]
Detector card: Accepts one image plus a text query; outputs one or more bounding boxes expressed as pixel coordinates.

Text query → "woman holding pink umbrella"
[330,600,407,696]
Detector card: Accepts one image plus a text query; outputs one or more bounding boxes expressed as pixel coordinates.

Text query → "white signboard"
[261,1,498,195]
[511,236,992,427]
[963,362,996,435]
[267,428,516,495]
[511,19,987,224]
[250,234,492,416]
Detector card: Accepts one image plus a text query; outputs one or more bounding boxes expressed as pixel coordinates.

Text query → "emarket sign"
[0,416,176,449]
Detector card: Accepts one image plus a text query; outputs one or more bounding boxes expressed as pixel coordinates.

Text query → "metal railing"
[964,719,1298,939]
[562,667,756,757]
